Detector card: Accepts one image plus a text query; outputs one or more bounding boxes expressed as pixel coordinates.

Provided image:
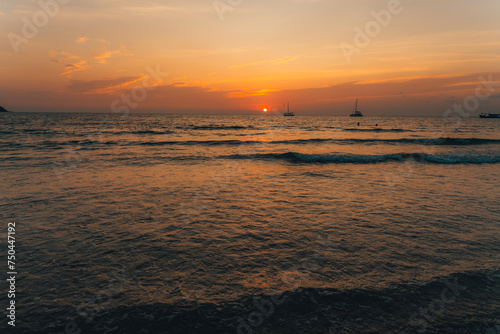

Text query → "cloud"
[149,72,500,114]
[66,76,146,93]
[50,51,80,63]
[60,61,88,77]
[232,56,300,68]
[226,89,277,98]
[50,44,132,79]
[94,45,132,64]
[6,71,500,114]
[75,36,107,44]
[50,51,88,77]
[136,83,237,110]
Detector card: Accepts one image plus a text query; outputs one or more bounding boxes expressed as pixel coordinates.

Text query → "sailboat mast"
[350,98,363,117]
[283,101,294,116]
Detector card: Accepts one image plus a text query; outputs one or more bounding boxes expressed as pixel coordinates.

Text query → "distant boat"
[350,99,363,117]
[283,102,295,117]
[479,113,500,118]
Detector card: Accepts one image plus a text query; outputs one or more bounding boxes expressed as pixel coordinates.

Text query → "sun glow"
[263,108,268,112]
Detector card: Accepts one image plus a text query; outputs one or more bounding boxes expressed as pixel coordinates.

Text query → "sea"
[0,112,499,334]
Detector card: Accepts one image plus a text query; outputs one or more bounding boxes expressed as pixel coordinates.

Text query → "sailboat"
[479,113,500,118]
[350,98,363,117]
[283,102,295,117]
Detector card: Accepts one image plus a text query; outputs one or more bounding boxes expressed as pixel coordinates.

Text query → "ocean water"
[0,112,499,334]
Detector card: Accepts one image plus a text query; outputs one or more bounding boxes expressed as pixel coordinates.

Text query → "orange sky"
[1,0,500,115]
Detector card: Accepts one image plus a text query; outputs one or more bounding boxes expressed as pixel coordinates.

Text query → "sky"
[1,0,500,115]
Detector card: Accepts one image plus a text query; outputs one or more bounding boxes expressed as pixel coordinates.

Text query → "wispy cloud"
[60,61,88,77]
[93,45,132,64]
[75,36,107,44]
[119,4,211,15]
[50,51,80,63]
[66,75,146,93]
[232,56,300,68]
[226,89,277,98]
[53,2,212,20]
[50,51,88,77]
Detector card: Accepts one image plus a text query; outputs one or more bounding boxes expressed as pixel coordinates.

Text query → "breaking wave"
[224,152,500,164]
[131,137,500,147]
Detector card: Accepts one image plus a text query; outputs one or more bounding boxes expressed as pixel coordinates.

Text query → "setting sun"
[263,108,268,112]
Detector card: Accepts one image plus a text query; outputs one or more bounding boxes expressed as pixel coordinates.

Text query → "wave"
[279,137,500,146]
[3,137,499,152]
[224,152,500,164]
[129,130,174,135]
[114,137,500,147]
[47,139,119,148]
[18,269,499,334]
[137,139,254,147]
[177,125,254,130]
[115,137,500,147]
[346,137,500,145]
